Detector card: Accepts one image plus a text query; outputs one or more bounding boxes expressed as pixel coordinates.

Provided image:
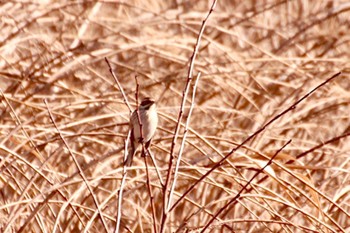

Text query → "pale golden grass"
[1,0,350,232]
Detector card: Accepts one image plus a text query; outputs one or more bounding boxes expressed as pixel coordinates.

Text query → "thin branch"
[44,99,109,233]
[144,155,158,233]
[167,72,201,211]
[134,76,143,145]
[242,131,350,213]
[134,76,157,233]
[114,131,131,233]
[147,148,164,187]
[200,139,292,232]
[296,131,350,160]
[160,1,217,231]
[169,71,342,212]
[105,57,132,113]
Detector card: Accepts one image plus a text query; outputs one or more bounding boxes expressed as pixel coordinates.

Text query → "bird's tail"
[125,140,136,166]
[125,145,134,166]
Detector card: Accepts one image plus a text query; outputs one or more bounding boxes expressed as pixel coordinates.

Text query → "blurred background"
[0,0,349,232]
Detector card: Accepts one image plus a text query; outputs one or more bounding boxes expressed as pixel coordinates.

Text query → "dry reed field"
[1,0,350,232]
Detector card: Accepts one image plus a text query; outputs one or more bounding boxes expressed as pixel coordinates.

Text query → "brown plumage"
[125,97,158,166]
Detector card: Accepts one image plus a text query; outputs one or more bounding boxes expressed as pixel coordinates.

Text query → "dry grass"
[1,0,350,232]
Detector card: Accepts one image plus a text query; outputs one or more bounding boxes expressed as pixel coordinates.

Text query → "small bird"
[125,97,158,166]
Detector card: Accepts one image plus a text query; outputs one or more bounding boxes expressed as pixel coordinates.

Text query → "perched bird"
[125,97,158,166]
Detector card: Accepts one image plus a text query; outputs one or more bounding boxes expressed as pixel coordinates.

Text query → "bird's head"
[139,97,156,110]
